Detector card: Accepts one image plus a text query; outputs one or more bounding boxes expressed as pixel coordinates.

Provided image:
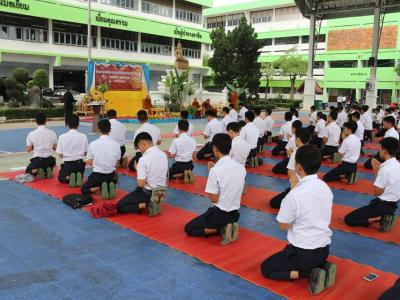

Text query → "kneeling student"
[173,110,193,137]
[196,109,223,160]
[321,111,341,160]
[269,128,310,209]
[240,110,260,167]
[261,145,336,295]
[271,112,292,156]
[26,112,57,178]
[92,132,168,217]
[168,120,197,183]
[344,137,400,232]
[56,114,88,187]
[81,119,121,199]
[226,122,250,166]
[323,121,360,184]
[107,109,128,168]
[184,133,246,245]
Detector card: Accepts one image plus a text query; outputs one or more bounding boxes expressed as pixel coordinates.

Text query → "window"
[251,10,273,24]
[313,61,324,69]
[207,16,226,29]
[176,8,201,24]
[301,34,326,44]
[141,33,172,56]
[275,6,302,22]
[142,1,172,18]
[101,0,138,10]
[377,59,395,67]
[260,38,272,46]
[0,24,47,43]
[330,60,358,68]
[275,36,299,45]
[101,37,137,52]
[227,13,244,27]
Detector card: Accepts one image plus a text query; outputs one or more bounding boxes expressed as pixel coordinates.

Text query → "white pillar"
[172,0,175,19]
[137,32,141,53]
[303,13,316,110]
[97,26,101,49]
[48,19,53,44]
[172,37,175,57]
[366,6,381,108]
[49,63,54,89]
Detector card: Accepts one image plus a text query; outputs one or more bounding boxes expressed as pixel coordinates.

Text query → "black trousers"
[26,156,56,175]
[307,125,315,135]
[261,244,329,281]
[373,122,381,130]
[117,187,152,214]
[272,157,289,174]
[269,187,290,209]
[321,145,338,158]
[323,161,357,182]
[247,148,257,159]
[128,152,142,171]
[120,146,126,161]
[258,137,266,146]
[184,206,239,237]
[310,136,323,149]
[272,140,287,156]
[364,152,382,170]
[169,161,194,179]
[58,160,86,183]
[379,278,400,300]
[196,142,213,160]
[364,130,373,142]
[81,172,116,195]
[344,198,398,227]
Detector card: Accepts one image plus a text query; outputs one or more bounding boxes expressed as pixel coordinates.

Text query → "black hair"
[385,108,393,114]
[222,107,230,114]
[245,110,255,122]
[134,132,153,148]
[205,109,217,118]
[291,120,302,131]
[97,119,111,134]
[295,144,321,175]
[317,112,324,119]
[106,109,117,119]
[377,105,382,109]
[295,128,311,145]
[290,108,299,117]
[66,114,79,129]
[180,110,189,119]
[178,119,189,132]
[229,103,234,108]
[137,110,148,122]
[380,137,400,156]
[330,110,338,121]
[361,105,369,112]
[352,111,361,120]
[383,116,395,127]
[212,133,232,155]
[310,106,316,111]
[35,112,46,125]
[338,106,343,111]
[254,107,261,116]
[321,114,327,121]
[329,106,335,111]
[344,121,358,133]
[238,120,246,129]
[266,108,272,115]
[226,122,240,133]
[284,111,293,121]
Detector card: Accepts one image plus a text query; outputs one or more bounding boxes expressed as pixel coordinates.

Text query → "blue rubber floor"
[0,180,284,300]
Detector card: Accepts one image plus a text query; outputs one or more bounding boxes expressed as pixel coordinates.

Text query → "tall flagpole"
[86,0,92,93]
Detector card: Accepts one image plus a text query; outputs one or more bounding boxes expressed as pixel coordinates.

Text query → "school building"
[204,0,400,104]
[0,0,212,93]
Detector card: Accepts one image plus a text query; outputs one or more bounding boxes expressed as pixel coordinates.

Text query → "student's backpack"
[62,194,93,209]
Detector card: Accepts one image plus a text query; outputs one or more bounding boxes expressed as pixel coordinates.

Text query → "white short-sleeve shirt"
[355,120,364,141]
[374,158,400,202]
[87,135,121,174]
[265,116,275,132]
[337,111,348,128]
[220,115,235,132]
[205,156,246,212]
[230,136,251,165]
[134,122,161,145]
[315,119,326,138]
[173,121,194,136]
[384,127,399,140]
[279,121,292,142]
[26,125,57,158]
[240,122,260,149]
[168,133,196,163]
[324,122,341,146]
[204,118,224,142]
[254,116,267,137]
[277,174,333,249]
[309,111,317,126]
[56,129,88,161]
[361,112,373,131]
[285,135,297,152]
[238,107,248,121]
[339,134,361,163]
[109,119,127,147]
[137,146,168,190]
[287,149,297,171]
[229,109,238,121]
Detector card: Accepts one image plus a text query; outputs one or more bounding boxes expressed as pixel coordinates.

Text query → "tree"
[395,61,400,76]
[4,77,22,102]
[274,49,308,99]
[261,62,276,100]
[11,67,29,86]
[165,68,194,111]
[31,69,49,89]
[208,17,262,93]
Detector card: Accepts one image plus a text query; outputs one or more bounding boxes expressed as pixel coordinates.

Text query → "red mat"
[2,172,398,300]
[364,142,380,150]
[118,169,400,245]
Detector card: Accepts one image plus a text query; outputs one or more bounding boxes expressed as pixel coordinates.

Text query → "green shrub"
[0,107,65,119]
[32,69,49,88]
[12,67,29,85]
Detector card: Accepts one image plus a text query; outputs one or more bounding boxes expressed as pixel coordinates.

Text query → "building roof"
[204,0,294,16]
[185,0,213,8]
[294,0,400,19]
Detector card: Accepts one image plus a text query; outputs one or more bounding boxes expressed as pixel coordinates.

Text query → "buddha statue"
[174,41,189,70]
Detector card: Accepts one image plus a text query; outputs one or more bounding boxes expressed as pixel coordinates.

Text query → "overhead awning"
[297,81,323,95]
[293,0,400,19]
